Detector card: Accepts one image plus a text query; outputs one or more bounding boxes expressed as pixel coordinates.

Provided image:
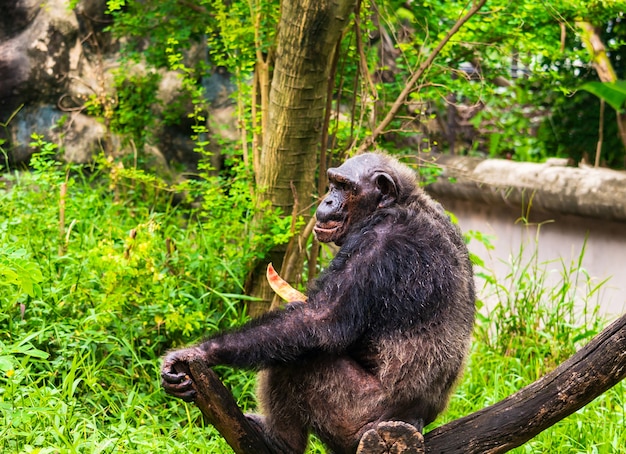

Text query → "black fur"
[161,152,475,454]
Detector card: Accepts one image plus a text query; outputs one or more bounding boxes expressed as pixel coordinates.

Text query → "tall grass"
[0,156,262,453]
[0,160,624,453]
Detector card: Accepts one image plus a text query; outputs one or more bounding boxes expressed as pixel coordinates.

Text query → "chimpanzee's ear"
[375,172,398,208]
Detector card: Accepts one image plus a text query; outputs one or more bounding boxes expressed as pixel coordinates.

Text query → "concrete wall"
[437,196,626,318]
[424,157,626,319]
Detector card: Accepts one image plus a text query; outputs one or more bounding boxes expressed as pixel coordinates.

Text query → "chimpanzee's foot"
[357,421,424,454]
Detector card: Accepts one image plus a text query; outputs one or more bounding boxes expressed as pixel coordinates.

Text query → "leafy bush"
[0,141,290,451]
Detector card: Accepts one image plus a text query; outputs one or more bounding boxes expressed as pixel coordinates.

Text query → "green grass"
[0,158,262,453]
[1,162,624,453]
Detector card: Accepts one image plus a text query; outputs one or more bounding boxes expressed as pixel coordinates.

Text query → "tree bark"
[248,0,356,316]
[188,359,272,454]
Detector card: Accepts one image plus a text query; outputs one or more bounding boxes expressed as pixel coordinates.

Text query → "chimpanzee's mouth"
[313,220,341,235]
[313,220,344,243]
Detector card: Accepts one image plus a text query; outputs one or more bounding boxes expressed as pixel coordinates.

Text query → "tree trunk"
[248,0,356,316]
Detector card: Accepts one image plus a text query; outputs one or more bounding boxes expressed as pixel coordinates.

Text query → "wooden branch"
[424,313,626,453]
[595,98,605,167]
[187,359,272,454]
[354,0,379,103]
[577,21,617,83]
[58,181,67,256]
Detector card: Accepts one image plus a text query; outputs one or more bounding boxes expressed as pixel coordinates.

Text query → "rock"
[0,0,237,170]
[9,104,107,163]
[0,0,79,117]
[0,0,41,41]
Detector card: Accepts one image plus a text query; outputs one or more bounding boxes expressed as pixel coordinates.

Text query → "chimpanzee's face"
[314,154,397,245]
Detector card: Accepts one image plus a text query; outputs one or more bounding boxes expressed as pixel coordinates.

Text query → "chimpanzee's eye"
[332,181,348,192]
[331,177,358,195]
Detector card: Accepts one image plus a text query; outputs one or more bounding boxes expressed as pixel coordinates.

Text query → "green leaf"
[14,343,49,359]
[0,265,20,285]
[580,81,626,112]
[0,356,14,372]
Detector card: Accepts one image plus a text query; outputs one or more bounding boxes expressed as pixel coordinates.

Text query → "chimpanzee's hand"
[160,346,206,402]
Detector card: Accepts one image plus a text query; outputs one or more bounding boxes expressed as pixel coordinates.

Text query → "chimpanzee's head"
[314,153,416,245]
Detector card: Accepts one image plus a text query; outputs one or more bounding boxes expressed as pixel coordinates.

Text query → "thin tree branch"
[356,0,487,153]
[595,98,604,167]
[354,0,379,104]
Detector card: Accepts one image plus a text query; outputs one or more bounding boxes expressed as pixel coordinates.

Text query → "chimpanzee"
[161,152,475,453]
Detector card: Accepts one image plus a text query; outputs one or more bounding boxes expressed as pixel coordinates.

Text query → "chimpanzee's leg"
[249,368,309,454]
[298,356,390,454]
[254,357,416,454]
[245,414,308,454]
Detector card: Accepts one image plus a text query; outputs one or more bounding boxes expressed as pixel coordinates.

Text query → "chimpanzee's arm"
[161,220,420,400]
[197,215,439,370]
[160,297,364,401]
[203,300,363,368]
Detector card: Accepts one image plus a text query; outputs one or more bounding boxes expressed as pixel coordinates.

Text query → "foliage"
[538,89,623,167]
[310,0,624,165]
[28,133,60,175]
[581,80,626,112]
[84,70,162,153]
[100,0,626,168]
[104,0,275,135]
[0,246,43,303]
[0,135,293,451]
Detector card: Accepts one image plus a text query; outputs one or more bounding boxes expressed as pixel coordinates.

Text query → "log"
[187,359,271,454]
[423,313,626,453]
